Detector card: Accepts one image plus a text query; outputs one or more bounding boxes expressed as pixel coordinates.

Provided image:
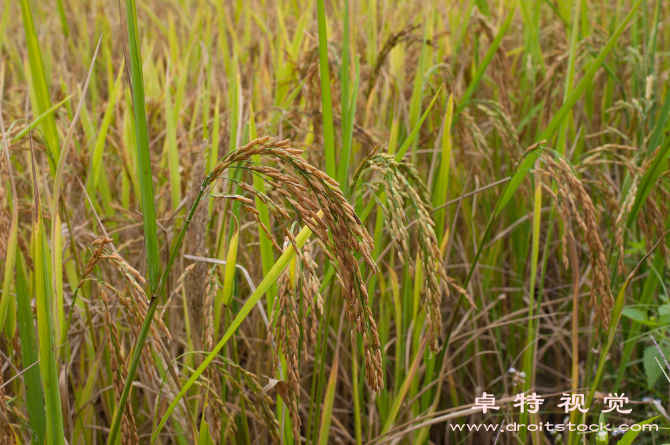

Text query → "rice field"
[1,0,670,443]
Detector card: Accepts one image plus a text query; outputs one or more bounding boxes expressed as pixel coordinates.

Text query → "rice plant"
[2,0,670,444]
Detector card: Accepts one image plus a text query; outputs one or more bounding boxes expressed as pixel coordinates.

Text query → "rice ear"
[184,146,209,352]
[538,152,613,327]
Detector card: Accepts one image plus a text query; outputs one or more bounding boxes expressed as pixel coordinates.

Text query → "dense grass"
[2,0,670,444]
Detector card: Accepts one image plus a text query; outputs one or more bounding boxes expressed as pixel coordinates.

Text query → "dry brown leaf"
[262,377,291,407]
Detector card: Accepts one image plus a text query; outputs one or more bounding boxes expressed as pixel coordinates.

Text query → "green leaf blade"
[15,256,47,444]
[125,0,160,293]
[316,0,336,178]
[19,0,61,163]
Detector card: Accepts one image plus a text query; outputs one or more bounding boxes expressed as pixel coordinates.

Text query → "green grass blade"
[15,254,47,443]
[51,218,64,350]
[453,0,476,57]
[208,92,221,218]
[220,216,239,307]
[351,346,362,445]
[317,354,339,445]
[316,0,336,178]
[19,0,61,163]
[646,76,670,157]
[520,180,543,444]
[228,67,240,153]
[105,2,162,443]
[55,0,69,38]
[72,353,102,443]
[339,0,349,159]
[408,20,429,164]
[338,59,359,196]
[394,84,443,162]
[432,93,453,241]
[165,64,181,211]
[125,0,160,293]
[248,102,276,307]
[198,400,215,445]
[616,416,660,444]
[627,89,670,226]
[364,0,377,66]
[0,68,18,334]
[210,92,221,174]
[381,337,428,434]
[30,137,65,445]
[11,95,72,143]
[0,3,10,51]
[556,0,580,155]
[86,61,124,204]
[1,272,14,339]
